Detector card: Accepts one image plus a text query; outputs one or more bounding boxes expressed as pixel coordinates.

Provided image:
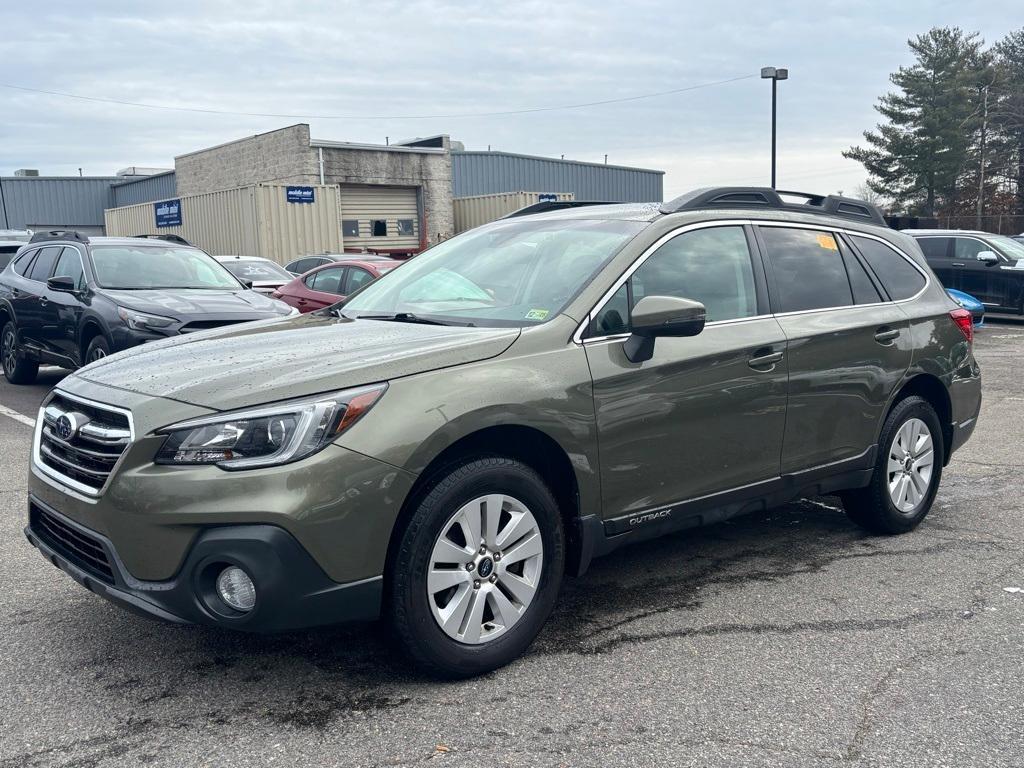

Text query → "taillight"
[950,308,973,343]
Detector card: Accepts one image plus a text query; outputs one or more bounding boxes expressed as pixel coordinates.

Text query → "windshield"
[220,259,293,281]
[91,246,243,290]
[989,235,1024,261]
[341,218,645,326]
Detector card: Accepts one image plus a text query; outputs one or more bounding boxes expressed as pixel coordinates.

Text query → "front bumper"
[25,495,382,632]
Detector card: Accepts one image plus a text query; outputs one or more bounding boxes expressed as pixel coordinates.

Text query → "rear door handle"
[874,327,900,344]
[951,262,965,267]
[748,349,784,369]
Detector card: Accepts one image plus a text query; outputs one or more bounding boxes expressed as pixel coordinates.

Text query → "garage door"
[339,185,420,253]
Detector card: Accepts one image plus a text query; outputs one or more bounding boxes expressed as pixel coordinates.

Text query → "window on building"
[760,228,853,312]
[371,220,388,237]
[397,219,415,237]
[342,220,360,238]
[850,235,927,301]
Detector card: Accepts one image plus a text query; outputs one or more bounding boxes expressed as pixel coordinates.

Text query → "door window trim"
[573,219,931,344]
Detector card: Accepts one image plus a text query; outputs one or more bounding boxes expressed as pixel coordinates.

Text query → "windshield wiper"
[358,313,472,327]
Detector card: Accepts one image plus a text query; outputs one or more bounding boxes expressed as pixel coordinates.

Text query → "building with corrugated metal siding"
[451,151,663,202]
[110,171,177,207]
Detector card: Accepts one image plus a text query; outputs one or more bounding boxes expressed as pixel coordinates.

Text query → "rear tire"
[83,335,111,366]
[841,396,943,534]
[1,321,38,385]
[387,456,564,678]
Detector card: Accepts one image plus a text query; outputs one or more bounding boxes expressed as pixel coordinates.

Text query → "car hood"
[73,313,521,412]
[101,288,287,318]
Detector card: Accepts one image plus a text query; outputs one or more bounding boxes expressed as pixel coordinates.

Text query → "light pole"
[760,67,788,189]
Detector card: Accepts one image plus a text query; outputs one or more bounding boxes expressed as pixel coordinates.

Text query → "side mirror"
[239,278,254,289]
[46,276,77,293]
[977,251,999,266]
[623,295,706,363]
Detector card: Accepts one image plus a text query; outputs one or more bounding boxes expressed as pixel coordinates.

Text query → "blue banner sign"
[154,199,182,228]
[286,186,315,203]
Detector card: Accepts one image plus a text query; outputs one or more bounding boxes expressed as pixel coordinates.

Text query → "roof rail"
[502,200,622,219]
[29,229,89,244]
[132,233,193,246]
[659,187,888,227]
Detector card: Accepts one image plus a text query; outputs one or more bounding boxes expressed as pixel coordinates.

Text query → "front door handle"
[874,327,900,344]
[748,349,784,369]
[951,262,965,267]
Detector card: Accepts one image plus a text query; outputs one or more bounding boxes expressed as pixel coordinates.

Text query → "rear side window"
[761,228,853,312]
[12,249,36,276]
[27,246,61,282]
[917,237,951,261]
[309,266,345,295]
[850,236,926,301]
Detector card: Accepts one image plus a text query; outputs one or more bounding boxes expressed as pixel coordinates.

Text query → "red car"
[272,258,401,313]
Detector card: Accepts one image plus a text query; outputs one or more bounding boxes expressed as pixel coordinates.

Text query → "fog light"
[216,566,256,612]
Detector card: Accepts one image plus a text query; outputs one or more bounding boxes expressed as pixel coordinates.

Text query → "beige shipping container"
[104,184,343,264]
[452,192,574,234]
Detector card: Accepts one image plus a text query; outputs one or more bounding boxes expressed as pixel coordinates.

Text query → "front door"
[953,236,1004,307]
[40,246,86,362]
[584,224,788,521]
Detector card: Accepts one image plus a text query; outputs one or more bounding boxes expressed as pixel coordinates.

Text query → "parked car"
[0,229,33,271]
[1012,233,1024,245]
[213,255,295,296]
[903,229,1024,314]
[272,258,400,313]
[23,188,980,678]
[946,288,985,327]
[285,253,397,276]
[0,231,296,383]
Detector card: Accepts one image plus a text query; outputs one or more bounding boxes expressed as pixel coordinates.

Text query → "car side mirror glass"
[46,275,77,293]
[977,251,999,265]
[623,295,706,363]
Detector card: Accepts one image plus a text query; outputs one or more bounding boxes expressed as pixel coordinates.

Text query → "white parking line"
[0,404,36,428]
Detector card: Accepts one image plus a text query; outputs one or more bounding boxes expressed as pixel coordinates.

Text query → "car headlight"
[118,307,176,331]
[155,384,387,469]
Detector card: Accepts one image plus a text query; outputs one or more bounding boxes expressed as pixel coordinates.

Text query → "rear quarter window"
[850,236,927,301]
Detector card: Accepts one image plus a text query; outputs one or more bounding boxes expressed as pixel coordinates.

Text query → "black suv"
[0,231,295,384]
[904,229,1024,314]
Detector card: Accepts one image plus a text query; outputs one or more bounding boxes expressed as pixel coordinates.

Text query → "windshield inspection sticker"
[525,309,550,321]
[817,233,839,251]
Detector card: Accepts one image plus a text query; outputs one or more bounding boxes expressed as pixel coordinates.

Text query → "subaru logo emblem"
[55,414,78,441]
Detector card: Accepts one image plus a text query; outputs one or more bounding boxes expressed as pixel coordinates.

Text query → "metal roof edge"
[451,150,665,175]
[310,139,446,154]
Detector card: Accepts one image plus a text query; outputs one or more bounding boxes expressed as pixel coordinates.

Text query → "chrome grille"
[35,393,132,495]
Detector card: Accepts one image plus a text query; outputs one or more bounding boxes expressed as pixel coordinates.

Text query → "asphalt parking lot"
[1,323,1022,768]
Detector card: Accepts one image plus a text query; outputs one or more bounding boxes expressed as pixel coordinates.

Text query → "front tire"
[842,395,943,534]
[1,321,38,385]
[387,457,564,678]
[83,335,111,365]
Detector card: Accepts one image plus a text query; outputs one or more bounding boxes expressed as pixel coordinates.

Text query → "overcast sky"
[0,1,1018,199]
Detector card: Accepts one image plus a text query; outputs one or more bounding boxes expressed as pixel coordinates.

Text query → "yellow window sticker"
[525,309,550,321]
[816,233,839,251]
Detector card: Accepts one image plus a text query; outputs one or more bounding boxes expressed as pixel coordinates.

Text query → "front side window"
[89,246,242,290]
[52,247,85,290]
[345,267,375,294]
[342,218,645,327]
[850,236,926,301]
[953,237,991,261]
[591,226,757,336]
[761,227,853,313]
[27,246,62,282]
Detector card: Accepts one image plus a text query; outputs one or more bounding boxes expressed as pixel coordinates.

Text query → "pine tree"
[992,29,1024,217]
[844,27,987,216]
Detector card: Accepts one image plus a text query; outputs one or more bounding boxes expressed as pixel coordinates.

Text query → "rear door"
[915,236,956,290]
[758,225,912,474]
[18,246,62,347]
[585,223,788,520]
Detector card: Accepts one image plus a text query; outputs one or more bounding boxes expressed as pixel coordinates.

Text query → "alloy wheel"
[887,417,934,513]
[2,328,16,375]
[88,347,107,363]
[427,494,544,645]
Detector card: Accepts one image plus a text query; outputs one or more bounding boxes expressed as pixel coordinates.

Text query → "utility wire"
[0,74,756,120]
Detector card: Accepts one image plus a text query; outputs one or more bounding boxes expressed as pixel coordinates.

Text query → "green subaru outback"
[24,188,981,677]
